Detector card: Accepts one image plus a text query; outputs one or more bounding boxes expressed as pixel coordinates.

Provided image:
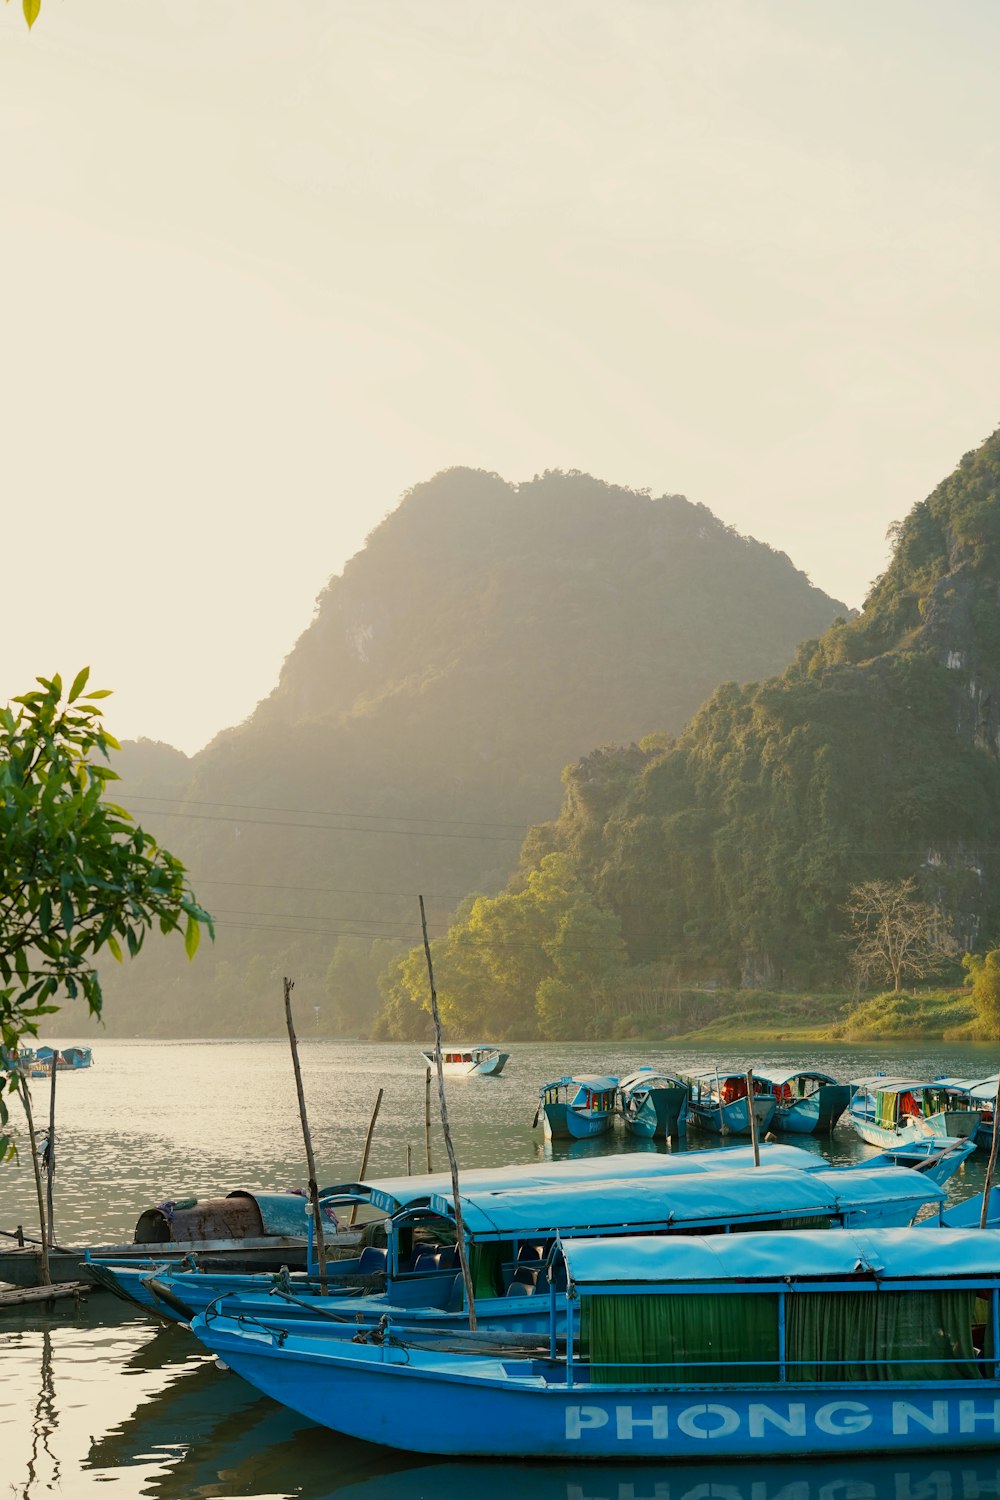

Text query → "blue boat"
[684,1070,777,1137]
[536,1075,618,1140]
[848,1076,982,1149]
[864,1133,977,1184]
[617,1069,688,1140]
[191,1227,1000,1460]
[90,1163,945,1330]
[753,1067,851,1135]
[933,1075,1000,1151]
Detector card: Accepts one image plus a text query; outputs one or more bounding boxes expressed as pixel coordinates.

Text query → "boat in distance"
[684,1070,777,1136]
[536,1076,618,1140]
[419,1044,509,1077]
[617,1069,688,1140]
[751,1067,851,1135]
[191,1227,1000,1460]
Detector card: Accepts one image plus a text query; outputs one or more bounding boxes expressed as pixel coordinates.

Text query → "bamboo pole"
[424,1066,433,1172]
[406,1143,412,1176]
[745,1067,761,1167]
[980,1075,1000,1229]
[45,1060,57,1247]
[282,977,327,1290]
[348,1088,384,1227]
[15,1077,51,1286]
[420,894,476,1330]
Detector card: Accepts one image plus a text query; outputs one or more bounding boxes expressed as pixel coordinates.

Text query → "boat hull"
[420,1051,509,1077]
[194,1320,1000,1460]
[772,1084,851,1135]
[851,1111,981,1150]
[621,1086,688,1141]
[542,1103,614,1141]
[688,1096,776,1137]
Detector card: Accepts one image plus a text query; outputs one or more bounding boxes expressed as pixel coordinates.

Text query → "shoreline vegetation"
[632,986,981,1045]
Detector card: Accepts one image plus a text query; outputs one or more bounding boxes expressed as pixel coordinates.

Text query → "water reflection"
[337,1456,1000,1500]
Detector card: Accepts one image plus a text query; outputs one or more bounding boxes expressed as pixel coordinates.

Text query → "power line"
[125,792,530,834]
[126,806,523,843]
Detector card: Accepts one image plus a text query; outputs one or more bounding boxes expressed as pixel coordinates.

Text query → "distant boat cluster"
[0,1045,93,1078]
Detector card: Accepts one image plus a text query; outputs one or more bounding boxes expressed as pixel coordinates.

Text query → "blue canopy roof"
[424,1166,940,1240]
[324,1143,823,1215]
[558,1227,1000,1289]
[750,1067,840,1087]
[619,1069,685,1093]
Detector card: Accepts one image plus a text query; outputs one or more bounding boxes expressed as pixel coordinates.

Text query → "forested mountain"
[96,466,845,1038]
[379,433,1000,1041]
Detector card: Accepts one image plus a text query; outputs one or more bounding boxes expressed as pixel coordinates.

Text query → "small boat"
[535,1076,618,1140]
[684,1070,777,1137]
[933,1075,1000,1150]
[190,1227,1000,1459]
[28,1045,93,1076]
[752,1067,851,1135]
[848,1077,982,1149]
[617,1069,688,1140]
[864,1134,977,1185]
[0,1189,357,1288]
[419,1044,509,1077]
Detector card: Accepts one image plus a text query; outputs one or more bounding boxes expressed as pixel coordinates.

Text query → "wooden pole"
[282,977,327,1290]
[45,1059,57,1247]
[424,1066,433,1172]
[406,1143,412,1175]
[980,1075,1000,1229]
[420,894,477,1330]
[348,1087,384,1227]
[15,1078,51,1286]
[746,1067,761,1167]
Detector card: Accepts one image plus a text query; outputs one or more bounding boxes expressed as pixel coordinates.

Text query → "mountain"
[95,466,846,1037]
[384,432,1000,1039]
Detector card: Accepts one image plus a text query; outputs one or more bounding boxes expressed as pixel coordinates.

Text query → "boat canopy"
[752,1067,839,1087]
[423,1165,941,1240]
[556,1227,1000,1291]
[619,1069,684,1092]
[849,1076,931,1094]
[540,1074,618,1092]
[319,1144,824,1215]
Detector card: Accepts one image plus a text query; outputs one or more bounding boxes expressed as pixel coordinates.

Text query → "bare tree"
[844,878,957,993]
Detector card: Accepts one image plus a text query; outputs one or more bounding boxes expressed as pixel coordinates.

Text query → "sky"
[3,0,1000,754]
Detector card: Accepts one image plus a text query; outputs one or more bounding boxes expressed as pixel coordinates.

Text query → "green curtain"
[786,1290,981,1381]
[468,1241,509,1298]
[877,1092,897,1129]
[584,1293,779,1385]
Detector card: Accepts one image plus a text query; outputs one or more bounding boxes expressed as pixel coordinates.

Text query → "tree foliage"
[0,672,213,1153]
[964,949,1000,1039]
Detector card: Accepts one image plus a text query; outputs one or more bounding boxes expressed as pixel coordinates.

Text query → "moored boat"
[419,1044,508,1077]
[130,1164,944,1332]
[191,1227,1000,1460]
[684,1071,777,1137]
[617,1069,688,1140]
[848,1077,982,1149]
[753,1067,851,1135]
[535,1076,618,1140]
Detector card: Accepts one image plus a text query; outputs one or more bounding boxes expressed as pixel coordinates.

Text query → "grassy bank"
[616,987,981,1044]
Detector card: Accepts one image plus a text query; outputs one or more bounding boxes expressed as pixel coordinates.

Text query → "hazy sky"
[4,1,999,753]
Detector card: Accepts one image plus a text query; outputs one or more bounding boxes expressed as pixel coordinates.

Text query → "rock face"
[517,429,1000,984]
[103,466,846,1036]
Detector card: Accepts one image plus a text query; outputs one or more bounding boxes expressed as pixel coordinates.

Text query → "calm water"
[3,1037,1000,1499]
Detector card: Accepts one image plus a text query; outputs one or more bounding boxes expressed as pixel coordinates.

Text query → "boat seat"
[410,1249,439,1273]
[515,1241,548,1262]
[444,1274,465,1312]
[357,1246,388,1275]
[506,1279,534,1297]
[436,1246,458,1270]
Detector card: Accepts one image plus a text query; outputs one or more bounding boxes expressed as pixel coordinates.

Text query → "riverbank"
[637,987,982,1044]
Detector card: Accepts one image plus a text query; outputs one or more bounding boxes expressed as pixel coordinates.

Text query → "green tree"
[0,671,213,1153]
[964,949,1000,1038]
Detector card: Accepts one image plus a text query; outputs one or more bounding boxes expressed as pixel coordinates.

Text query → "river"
[2,1037,1000,1499]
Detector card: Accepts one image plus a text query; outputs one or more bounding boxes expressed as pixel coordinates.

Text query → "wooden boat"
[106,1163,945,1331]
[752,1067,851,1135]
[684,1071,777,1137]
[617,1069,688,1140]
[0,1189,357,1288]
[934,1075,999,1150]
[28,1045,93,1076]
[535,1075,618,1140]
[190,1227,1000,1459]
[848,1077,982,1149]
[419,1044,508,1077]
